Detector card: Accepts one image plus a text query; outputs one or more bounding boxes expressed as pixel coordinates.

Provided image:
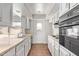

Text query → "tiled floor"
[28,44,51,56]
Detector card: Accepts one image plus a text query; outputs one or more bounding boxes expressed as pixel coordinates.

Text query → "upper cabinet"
[59,3,70,17]
[12,3,23,27]
[26,18,31,29]
[59,3,79,18]
[0,4,12,26]
[70,3,78,9]
[21,16,27,28]
[21,16,31,29]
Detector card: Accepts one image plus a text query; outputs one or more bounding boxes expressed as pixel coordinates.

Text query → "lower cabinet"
[48,36,59,56]
[15,41,25,56]
[70,52,77,56]
[3,48,15,56]
[54,41,59,56]
[24,36,32,56]
[24,39,29,56]
[60,45,70,56]
[2,36,32,56]
[48,35,77,56]
[24,37,31,56]
[48,36,53,55]
[51,39,55,56]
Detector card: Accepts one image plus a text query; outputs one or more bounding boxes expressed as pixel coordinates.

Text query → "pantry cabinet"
[3,48,15,56]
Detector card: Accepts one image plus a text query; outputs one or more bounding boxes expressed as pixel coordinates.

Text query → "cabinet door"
[16,41,24,56]
[16,47,24,56]
[54,41,59,56]
[51,38,54,56]
[70,51,77,56]
[25,40,29,56]
[28,37,31,50]
[21,16,27,28]
[48,36,52,53]
[26,18,30,29]
[0,4,12,26]
[60,45,70,56]
[24,38,30,56]
[60,3,69,16]
[70,3,78,9]
[3,48,15,56]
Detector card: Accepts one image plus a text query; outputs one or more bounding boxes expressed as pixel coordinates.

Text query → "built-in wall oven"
[59,14,79,56]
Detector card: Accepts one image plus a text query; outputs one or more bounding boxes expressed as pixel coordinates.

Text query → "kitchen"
[0,3,78,56]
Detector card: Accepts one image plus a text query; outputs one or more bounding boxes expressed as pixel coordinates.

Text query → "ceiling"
[24,3,57,15]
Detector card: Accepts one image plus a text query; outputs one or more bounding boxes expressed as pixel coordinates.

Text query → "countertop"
[0,34,32,56]
[48,35,59,42]
[0,38,24,56]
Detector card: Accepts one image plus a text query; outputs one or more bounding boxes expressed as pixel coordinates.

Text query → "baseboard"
[32,43,47,45]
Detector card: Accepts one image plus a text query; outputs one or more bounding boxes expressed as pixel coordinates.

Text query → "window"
[37,23,42,30]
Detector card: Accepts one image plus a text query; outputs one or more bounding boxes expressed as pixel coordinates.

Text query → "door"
[31,19,49,44]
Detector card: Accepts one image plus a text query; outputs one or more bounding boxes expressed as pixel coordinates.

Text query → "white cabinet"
[21,16,27,28]
[24,36,31,56]
[51,38,54,56]
[60,45,70,56]
[54,40,59,56]
[16,41,25,56]
[48,36,54,56]
[70,52,76,56]
[3,48,15,56]
[24,39,29,55]
[48,36,53,54]
[28,37,31,51]
[59,3,70,16]
[70,3,78,9]
[0,4,12,26]
[59,45,77,56]
[26,18,30,29]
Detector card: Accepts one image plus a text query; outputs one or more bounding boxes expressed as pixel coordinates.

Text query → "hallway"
[28,44,51,56]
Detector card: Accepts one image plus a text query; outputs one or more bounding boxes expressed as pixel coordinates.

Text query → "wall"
[30,14,49,44]
[31,19,49,44]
